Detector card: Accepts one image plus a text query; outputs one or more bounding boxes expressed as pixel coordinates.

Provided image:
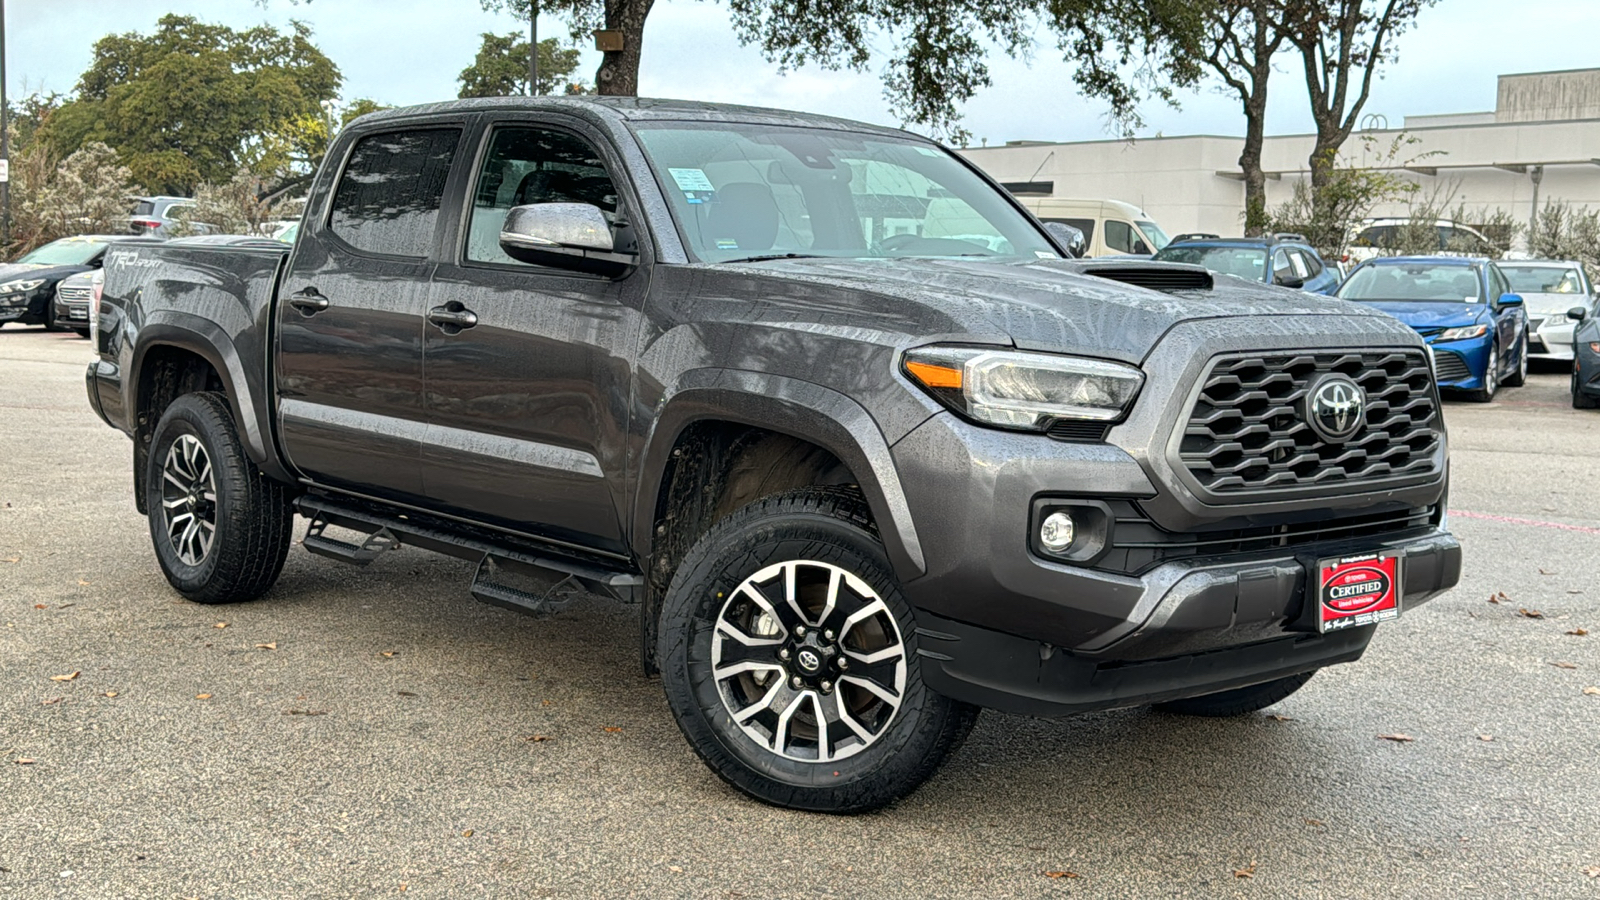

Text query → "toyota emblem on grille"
[1306,375,1366,442]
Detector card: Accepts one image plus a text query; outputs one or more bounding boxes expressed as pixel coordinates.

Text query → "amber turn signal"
[905,360,963,390]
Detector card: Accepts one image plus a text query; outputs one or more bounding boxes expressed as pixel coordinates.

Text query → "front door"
[421,120,647,554]
[275,125,463,502]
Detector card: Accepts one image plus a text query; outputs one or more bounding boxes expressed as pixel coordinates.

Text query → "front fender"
[633,369,928,581]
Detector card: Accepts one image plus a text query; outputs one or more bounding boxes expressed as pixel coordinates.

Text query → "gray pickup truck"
[88,97,1461,813]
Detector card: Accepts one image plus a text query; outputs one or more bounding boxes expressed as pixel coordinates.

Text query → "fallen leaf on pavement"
[76,579,90,586]
[103,691,118,698]
[1582,866,1600,878]
[40,697,62,706]
[668,866,683,873]
[195,693,212,700]
[283,709,326,716]
[603,726,623,733]
[461,830,474,838]
[381,651,398,657]
[1539,568,1557,575]
[1234,864,1256,879]
[1268,714,1294,721]
[3,556,20,564]
[1551,661,1578,669]
[1378,733,1415,742]
[1584,687,1600,696]
[1518,608,1544,619]
[1568,628,1589,636]
[1478,734,1493,741]
[396,691,418,698]
[1043,871,1079,879]
[15,758,35,765]
[1304,818,1325,826]
[213,622,228,629]
[50,671,79,682]
[254,643,277,650]
[1488,592,1506,604]
[57,603,74,609]
[524,734,550,742]
[33,604,46,610]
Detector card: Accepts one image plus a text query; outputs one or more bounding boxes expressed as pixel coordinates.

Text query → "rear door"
[420,117,648,554]
[275,125,465,502]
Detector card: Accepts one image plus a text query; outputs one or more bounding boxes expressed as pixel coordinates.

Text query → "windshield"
[1153,245,1265,281]
[1500,265,1584,295]
[633,124,1058,263]
[1338,263,1482,303]
[16,239,106,266]
[1136,220,1170,251]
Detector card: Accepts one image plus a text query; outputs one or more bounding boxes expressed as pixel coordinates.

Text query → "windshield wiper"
[722,253,827,264]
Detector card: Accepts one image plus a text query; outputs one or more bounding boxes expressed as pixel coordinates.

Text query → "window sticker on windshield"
[668,167,715,192]
[716,239,739,250]
[1034,250,1055,259]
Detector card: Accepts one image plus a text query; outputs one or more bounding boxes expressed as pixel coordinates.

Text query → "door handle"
[289,288,329,314]
[428,303,478,332]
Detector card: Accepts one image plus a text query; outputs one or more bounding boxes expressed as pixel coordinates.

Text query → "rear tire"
[145,392,293,604]
[1574,368,1599,409]
[1152,671,1317,717]
[658,487,977,813]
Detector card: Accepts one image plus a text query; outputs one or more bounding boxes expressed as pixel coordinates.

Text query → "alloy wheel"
[160,434,217,566]
[710,559,907,762]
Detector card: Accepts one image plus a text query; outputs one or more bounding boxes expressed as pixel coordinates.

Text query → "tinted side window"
[1296,248,1323,277]
[1288,250,1310,279]
[1043,217,1094,243]
[465,126,620,266]
[1105,220,1136,253]
[330,128,461,257]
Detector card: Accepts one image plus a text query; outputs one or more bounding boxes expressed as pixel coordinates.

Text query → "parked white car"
[1346,218,1492,264]
[1497,260,1595,361]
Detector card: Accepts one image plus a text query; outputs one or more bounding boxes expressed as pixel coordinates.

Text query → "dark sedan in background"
[1569,298,1600,408]
[0,235,163,330]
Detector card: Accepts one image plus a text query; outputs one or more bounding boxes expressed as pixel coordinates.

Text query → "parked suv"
[1153,233,1340,294]
[88,98,1461,813]
[128,196,215,237]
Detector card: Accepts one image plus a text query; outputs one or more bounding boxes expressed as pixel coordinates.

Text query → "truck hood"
[730,257,1395,363]
[1346,300,1485,329]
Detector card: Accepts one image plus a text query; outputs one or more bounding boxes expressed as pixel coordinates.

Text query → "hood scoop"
[1080,262,1213,293]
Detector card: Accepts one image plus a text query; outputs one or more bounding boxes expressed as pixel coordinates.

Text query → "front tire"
[145,392,293,604]
[1574,368,1599,409]
[1466,341,1499,402]
[1152,671,1317,717]
[658,488,977,813]
[1502,332,1528,387]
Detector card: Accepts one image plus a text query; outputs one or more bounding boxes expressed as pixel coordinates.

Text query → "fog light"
[1039,512,1076,553]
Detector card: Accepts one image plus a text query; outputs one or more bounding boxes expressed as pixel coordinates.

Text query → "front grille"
[1431,349,1471,382]
[1179,349,1442,494]
[57,285,92,302]
[1093,501,1439,575]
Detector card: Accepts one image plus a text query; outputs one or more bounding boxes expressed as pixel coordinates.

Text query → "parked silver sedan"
[1498,260,1594,361]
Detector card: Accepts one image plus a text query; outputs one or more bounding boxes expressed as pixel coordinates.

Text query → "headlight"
[1438,324,1488,341]
[903,346,1144,429]
[0,278,45,294]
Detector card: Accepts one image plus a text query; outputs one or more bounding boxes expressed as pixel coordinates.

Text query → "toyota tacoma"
[87,98,1461,813]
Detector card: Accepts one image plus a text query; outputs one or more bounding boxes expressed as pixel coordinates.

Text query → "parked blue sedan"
[1336,257,1528,402]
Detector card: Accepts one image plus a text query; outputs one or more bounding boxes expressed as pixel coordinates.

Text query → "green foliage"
[458,33,585,97]
[45,15,341,195]
[1529,201,1600,272]
[1267,134,1426,257]
[724,0,1213,142]
[6,141,141,256]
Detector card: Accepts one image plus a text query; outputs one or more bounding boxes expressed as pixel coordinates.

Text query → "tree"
[1266,133,1422,257]
[1202,0,1287,235]
[7,142,141,255]
[458,32,584,97]
[479,0,653,97]
[44,15,341,195]
[1528,201,1600,273]
[1280,0,1436,194]
[724,0,1212,142]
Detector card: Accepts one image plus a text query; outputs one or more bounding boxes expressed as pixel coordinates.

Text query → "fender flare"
[632,369,926,580]
[129,315,293,483]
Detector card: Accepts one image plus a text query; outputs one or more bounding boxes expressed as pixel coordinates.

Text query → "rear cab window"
[329,128,462,257]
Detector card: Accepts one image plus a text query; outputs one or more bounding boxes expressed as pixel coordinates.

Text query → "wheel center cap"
[795,648,822,673]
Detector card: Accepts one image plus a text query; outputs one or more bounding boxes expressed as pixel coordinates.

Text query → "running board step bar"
[294,495,642,607]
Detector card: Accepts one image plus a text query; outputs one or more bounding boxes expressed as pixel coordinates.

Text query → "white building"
[959,68,1600,241]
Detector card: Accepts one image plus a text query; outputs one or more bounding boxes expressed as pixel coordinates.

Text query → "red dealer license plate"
[1316,553,1401,633]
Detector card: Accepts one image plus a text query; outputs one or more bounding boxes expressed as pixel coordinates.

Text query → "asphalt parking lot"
[2,326,1598,899]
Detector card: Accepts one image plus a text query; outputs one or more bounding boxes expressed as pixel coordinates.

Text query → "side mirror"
[1568,306,1588,322]
[1043,222,1086,258]
[1274,272,1305,289]
[499,203,636,277]
[1496,292,1524,308]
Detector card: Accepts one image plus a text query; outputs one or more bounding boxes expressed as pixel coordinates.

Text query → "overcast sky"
[11,0,1600,147]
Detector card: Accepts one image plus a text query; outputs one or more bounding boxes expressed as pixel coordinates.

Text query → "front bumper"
[0,288,48,323]
[1528,316,1576,360]
[1426,335,1491,389]
[52,299,91,330]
